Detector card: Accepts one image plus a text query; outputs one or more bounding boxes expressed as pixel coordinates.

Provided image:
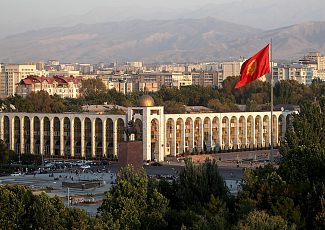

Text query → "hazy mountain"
[0,18,324,64]
[186,0,325,30]
[1,0,325,39]
[0,17,262,64]
[0,5,193,39]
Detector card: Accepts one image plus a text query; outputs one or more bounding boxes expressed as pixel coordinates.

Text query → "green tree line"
[1,77,323,114]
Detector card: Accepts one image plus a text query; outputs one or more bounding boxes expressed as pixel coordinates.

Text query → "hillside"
[0,19,325,63]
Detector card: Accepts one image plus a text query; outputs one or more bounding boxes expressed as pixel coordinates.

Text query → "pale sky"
[2,0,240,23]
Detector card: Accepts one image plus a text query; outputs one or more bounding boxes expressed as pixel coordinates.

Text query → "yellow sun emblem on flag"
[247,59,257,76]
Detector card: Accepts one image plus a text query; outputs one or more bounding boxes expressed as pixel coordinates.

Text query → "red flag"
[235,44,270,89]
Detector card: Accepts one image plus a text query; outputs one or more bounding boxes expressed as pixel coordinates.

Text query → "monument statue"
[124,119,138,141]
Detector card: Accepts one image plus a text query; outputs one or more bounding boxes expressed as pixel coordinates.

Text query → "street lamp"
[42,148,45,166]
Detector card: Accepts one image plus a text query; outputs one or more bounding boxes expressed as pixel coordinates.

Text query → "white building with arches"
[0,96,293,162]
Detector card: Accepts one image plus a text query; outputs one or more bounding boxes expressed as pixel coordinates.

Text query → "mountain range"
[1,0,325,39]
[0,18,325,64]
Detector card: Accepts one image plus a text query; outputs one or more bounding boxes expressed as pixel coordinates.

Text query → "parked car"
[101,160,109,165]
[10,172,21,176]
[143,162,149,166]
[151,162,162,166]
[81,164,90,169]
[71,161,79,166]
[0,172,7,177]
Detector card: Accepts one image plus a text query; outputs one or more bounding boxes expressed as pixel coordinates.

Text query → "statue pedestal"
[118,141,143,173]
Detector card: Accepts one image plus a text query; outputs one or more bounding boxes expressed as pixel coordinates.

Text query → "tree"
[276,100,325,227]
[7,149,18,168]
[241,166,289,210]
[245,98,257,112]
[235,210,296,230]
[274,80,296,104]
[0,184,102,229]
[202,195,231,229]
[98,165,169,230]
[0,185,28,229]
[207,99,231,111]
[50,94,68,113]
[162,101,186,114]
[271,197,305,228]
[278,100,325,184]
[80,78,107,96]
[109,106,126,114]
[177,158,229,209]
[5,94,36,112]
[21,153,41,167]
[28,91,53,113]
[0,139,9,164]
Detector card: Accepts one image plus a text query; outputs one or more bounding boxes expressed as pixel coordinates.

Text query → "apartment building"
[191,71,219,87]
[119,82,133,94]
[173,73,192,88]
[0,63,5,97]
[222,61,242,79]
[1,64,37,97]
[137,72,173,90]
[186,63,203,72]
[306,52,325,70]
[157,64,186,73]
[25,61,45,70]
[16,75,82,98]
[48,70,80,78]
[73,63,93,74]
[273,64,313,86]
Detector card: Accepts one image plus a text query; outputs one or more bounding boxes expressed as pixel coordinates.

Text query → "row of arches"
[2,115,126,157]
[165,113,292,156]
[0,110,293,160]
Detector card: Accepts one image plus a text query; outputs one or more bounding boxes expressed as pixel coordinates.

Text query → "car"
[81,164,90,169]
[77,161,84,166]
[101,160,109,165]
[10,172,21,176]
[143,162,149,166]
[0,172,7,177]
[151,162,162,166]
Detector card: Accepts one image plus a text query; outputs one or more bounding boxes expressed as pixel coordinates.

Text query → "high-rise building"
[2,64,36,97]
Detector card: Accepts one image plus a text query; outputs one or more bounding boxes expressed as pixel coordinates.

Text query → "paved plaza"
[0,156,267,215]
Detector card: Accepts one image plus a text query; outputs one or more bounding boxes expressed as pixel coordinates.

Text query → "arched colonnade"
[0,113,127,158]
[164,111,293,156]
[0,110,293,160]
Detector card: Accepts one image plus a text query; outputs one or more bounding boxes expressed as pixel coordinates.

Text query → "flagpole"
[270,38,274,165]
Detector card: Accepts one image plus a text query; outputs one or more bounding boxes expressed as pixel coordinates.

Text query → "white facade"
[0,109,293,162]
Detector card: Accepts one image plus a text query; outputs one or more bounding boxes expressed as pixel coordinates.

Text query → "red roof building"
[16,75,82,98]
